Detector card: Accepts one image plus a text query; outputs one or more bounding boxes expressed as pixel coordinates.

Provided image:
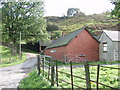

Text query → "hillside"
[45,13,118,39]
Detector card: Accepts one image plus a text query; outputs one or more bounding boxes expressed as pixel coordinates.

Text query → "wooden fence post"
[48,58,51,80]
[42,56,44,76]
[70,61,74,90]
[56,59,58,87]
[37,55,40,75]
[84,60,91,90]
[97,64,100,90]
[51,60,55,86]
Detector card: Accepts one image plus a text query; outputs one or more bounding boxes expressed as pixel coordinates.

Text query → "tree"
[67,8,85,17]
[111,0,120,18]
[2,1,49,54]
[0,7,2,46]
[51,31,62,40]
[110,0,120,30]
[46,22,59,32]
[67,8,79,16]
[0,8,1,22]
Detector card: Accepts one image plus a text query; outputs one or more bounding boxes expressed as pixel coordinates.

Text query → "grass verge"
[18,70,55,88]
[0,55,26,68]
[0,46,27,68]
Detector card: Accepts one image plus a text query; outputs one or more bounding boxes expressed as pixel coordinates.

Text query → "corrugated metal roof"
[46,27,85,49]
[103,30,120,41]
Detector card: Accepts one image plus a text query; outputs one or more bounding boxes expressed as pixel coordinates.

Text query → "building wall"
[119,42,120,61]
[113,41,120,61]
[99,32,114,61]
[45,29,99,62]
[44,46,67,61]
[67,30,99,62]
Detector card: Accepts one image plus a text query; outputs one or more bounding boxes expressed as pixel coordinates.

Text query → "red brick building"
[44,27,99,62]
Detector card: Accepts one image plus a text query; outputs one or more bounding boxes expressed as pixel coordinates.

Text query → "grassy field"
[0,46,26,68]
[19,64,119,89]
[18,70,56,88]
[58,65,119,88]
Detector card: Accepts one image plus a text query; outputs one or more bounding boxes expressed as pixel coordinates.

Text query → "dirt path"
[0,53,38,89]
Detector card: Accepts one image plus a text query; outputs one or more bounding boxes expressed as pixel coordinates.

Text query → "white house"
[99,30,120,61]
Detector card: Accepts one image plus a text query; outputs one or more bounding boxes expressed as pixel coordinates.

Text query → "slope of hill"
[45,13,118,39]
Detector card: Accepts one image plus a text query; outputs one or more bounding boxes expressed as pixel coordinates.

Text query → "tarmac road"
[0,53,38,89]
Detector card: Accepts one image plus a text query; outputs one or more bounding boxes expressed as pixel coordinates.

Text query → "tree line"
[1,1,50,55]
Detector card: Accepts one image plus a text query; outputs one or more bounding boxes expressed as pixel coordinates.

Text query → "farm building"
[39,41,50,52]
[44,27,99,62]
[99,30,120,61]
[21,41,50,53]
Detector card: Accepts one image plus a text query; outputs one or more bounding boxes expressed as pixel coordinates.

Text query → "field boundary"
[37,55,120,89]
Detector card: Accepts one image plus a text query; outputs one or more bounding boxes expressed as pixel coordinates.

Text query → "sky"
[44,0,115,16]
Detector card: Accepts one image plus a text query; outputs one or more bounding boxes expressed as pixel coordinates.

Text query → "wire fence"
[37,55,119,89]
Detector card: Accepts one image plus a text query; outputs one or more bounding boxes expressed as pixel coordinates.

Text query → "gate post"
[70,61,74,90]
[37,55,40,75]
[51,60,55,86]
[97,64,100,90]
[84,60,91,90]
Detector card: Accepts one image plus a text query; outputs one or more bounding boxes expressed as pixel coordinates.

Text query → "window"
[50,50,56,53]
[103,43,107,52]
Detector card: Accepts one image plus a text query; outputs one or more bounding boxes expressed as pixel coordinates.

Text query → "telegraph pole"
[19,32,22,60]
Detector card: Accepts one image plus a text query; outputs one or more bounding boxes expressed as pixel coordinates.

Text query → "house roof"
[46,27,99,49]
[46,27,86,49]
[103,30,120,41]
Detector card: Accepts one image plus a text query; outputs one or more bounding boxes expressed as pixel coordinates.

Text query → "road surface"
[0,53,38,89]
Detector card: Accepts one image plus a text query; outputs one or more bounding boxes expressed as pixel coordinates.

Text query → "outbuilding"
[44,27,99,62]
[99,30,120,61]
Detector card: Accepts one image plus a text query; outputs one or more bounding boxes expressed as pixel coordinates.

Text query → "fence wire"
[37,55,119,89]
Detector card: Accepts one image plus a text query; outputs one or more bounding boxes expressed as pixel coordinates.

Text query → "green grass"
[19,64,119,89]
[0,46,27,68]
[58,65,119,88]
[47,13,118,39]
[89,60,120,65]
[18,70,56,88]
[45,56,120,66]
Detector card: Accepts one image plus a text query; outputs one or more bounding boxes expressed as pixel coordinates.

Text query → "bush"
[46,22,60,32]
